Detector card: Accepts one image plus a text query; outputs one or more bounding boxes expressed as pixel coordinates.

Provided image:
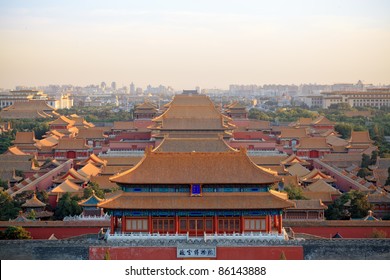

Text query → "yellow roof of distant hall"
[51,179,80,193]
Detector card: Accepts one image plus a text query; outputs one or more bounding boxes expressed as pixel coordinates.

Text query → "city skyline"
[0,0,389,89]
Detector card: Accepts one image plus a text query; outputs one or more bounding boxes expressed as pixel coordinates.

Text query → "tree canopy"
[325,190,372,220]
[284,184,307,200]
[83,182,105,199]
[334,123,352,139]
[361,154,371,168]
[0,226,32,240]
[57,106,133,123]
[0,191,20,221]
[385,167,390,186]
[357,168,371,179]
[0,178,8,190]
[54,192,82,220]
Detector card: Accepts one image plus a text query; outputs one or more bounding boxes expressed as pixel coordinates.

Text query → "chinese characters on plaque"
[177,247,216,258]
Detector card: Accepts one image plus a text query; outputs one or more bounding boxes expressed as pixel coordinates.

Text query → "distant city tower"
[130,82,135,95]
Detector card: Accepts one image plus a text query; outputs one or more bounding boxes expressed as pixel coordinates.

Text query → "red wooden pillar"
[240,215,244,233]
[265,215,269,232]
[148,214,152,234]
[214,214,218,234]
[175,214,179,234]
[267,215,272,233]
[114,217,118,232]
[274,215,279,228]
[110,216,115,234]
[121,215,126,233]
[278,214,283,234]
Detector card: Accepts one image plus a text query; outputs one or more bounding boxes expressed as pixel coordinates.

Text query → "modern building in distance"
[0,90,72,109]
[0,90,46,108]
[300,88,390,109]
[130,82,135,95]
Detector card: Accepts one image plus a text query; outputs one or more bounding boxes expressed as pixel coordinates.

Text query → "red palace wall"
[0,220,109,239]
[89,246,303,260]
[2,220,389,240]
[291,226,390,239]
[0,225,104,239]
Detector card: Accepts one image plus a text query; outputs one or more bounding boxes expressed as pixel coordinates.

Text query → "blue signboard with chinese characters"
[177,246,216,258]
[191,184,201,196]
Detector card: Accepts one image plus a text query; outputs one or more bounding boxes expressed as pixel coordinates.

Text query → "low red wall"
[0,220,109,239]
[2,220,389,240]
[0,226,102,239]
[291,226,390,238]
[28,227,101,239]
[89,246,303,260]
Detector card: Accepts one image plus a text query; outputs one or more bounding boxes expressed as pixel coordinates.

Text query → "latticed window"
[218,218,240,233]
[125,218,148,231]
[152,218,175,233]
[244,218,266,231]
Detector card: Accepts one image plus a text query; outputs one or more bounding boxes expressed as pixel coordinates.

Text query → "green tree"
[0,130,15,154]
[325,201,348,220]
[13,190,49,207]
[385,167,390,186]
[284,184,307,200]
[334,123,352,139]
[349,191,372,218]
[10,119,49,140]
[248,108,272,121]
[325,190,372,220]
[104,249,111,260]
[0,226,31,239]
[370,151,378,165]
[27,209,36,220]
[357,168,371,178]
[0,178,8,190]
[15,170,24,178]
[0,191,20,220]
[54,192,82,220]
[371,124,383,142]
[83,182,105,199]
[328,103,352,111]
[361,154,371,168]
[36,190,49,204]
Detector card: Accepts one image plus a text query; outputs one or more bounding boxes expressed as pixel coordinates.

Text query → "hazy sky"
[0,0,389,90]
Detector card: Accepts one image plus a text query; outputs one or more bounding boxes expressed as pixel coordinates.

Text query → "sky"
[0,0,389,90]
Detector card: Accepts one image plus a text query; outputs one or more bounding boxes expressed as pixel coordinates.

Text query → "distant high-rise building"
[136,87,143,95]
[130,82,135,95]
[100,82,106,90]
[111,82,117,90]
